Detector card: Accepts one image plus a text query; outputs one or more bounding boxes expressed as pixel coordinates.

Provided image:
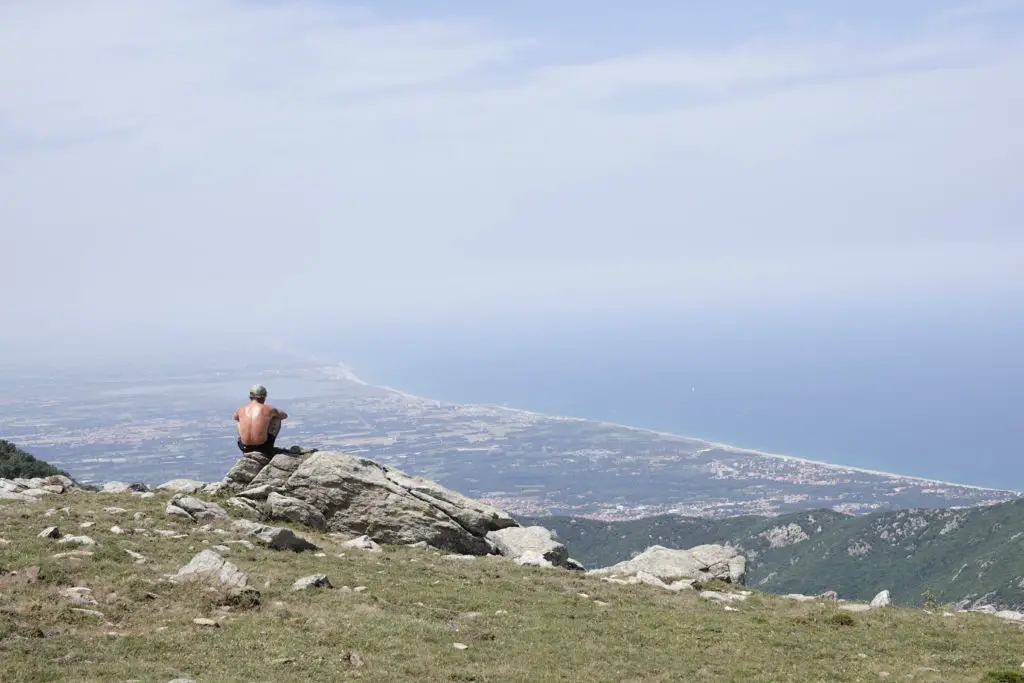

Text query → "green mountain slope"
[0,440,69,480]
[525,497,1024,611]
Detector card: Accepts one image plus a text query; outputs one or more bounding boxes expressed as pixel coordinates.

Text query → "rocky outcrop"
[589,544,746,590]
[220,449,518,555]
[1,475,77,501]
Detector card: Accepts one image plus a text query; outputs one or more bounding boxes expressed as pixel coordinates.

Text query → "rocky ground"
[2,473,1024,681]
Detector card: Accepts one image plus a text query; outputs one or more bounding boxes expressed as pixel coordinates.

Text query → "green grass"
[1,493,1023,682]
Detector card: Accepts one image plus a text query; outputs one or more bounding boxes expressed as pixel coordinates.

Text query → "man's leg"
[264,417,281,452]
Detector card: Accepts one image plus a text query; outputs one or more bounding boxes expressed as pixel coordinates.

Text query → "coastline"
[331,363,1019,497]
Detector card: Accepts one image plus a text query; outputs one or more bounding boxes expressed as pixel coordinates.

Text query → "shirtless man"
[232,384,288,453]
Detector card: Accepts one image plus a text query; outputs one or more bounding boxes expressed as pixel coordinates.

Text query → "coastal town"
[2,362,1016,520]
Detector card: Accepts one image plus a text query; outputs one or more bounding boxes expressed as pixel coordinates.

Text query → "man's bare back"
[233,384,288,451]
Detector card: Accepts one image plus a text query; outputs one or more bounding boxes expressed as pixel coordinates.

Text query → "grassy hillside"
[2,492,1024,682]
[527,498,1024,610]
[0,440,69,480]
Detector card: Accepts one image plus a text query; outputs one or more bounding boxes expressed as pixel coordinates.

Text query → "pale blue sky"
[1,0,1022,357]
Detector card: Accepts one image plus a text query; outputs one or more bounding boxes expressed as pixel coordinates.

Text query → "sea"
[304,295,1024,491]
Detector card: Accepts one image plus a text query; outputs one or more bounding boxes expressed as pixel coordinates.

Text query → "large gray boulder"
[589,544,746,588]
[486,526,580,570]
[220,449,518,555]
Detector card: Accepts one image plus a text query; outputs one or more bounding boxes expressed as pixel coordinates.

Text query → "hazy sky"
[2,0,1023,355]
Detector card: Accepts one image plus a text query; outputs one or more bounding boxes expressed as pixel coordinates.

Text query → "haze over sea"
[305,296,1024,492]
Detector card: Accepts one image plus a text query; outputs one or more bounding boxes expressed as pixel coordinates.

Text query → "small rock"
[70,608,105,618]
[870,590,892,609]
[124,549,147,564]
[443,554,476,561]
[593,600,610,607]
[342,535,382,552]
[192,618,219,627]
[353,586,367,593]
[58,535,96,547]
[79,521,95,529]
[292,574,332,591]
[167,494,230,523]
[840,604,872,613]
[110,526,125,535]
[100,482,149,494]
[723,606,740,612]
[212,545,231,552]
[314,552,326,557]
[0,537,9,545]
[453,643,469,650]
[158,479,207,494]
[700,591,748,603]
[39,526,61,539]
[495,610,508,615]
[53,550,94,559]
[60,587,98,606]
[104,507,129,515]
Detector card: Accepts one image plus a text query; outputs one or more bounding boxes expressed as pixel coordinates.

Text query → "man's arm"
[232,408,240,422]
[273,407,288,420]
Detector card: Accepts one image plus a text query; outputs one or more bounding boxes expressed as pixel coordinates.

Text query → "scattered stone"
[700,591,749,603]
[158,479,207,494]
[104,507,129,515]
[0,538,8,545]
[166,494,229,522]
[292,574,332,591]
[59,587,98,606]
[870,590,892,609]
[212,545,231,552]
[53,550,94,559]
[79,521,95,529]
[100,482,149,494]
[818,591,839,601]
[593,600,610,607]
[231,520,318,552]
[353,586,367,593]
[109,526,126,535]
[124,549,147,564]
[785,593,817,602]
[70,608,106,618]
[168,550,252,596]
[58,535,96,547]
[723,606,740,612]
[39,526,61,539]
[193,618,219,627]
[227,539,255,550]
[342,535,382,552]
[164,504,193,520]
[839,604,872,613]
[453,643,469,650]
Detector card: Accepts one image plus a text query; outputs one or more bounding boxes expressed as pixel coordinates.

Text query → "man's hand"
[274,408,288,420]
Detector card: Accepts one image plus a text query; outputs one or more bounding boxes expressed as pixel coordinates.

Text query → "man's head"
[249,384,268,403]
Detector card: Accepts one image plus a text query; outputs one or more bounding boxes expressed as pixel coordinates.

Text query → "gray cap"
[249,384,267,397]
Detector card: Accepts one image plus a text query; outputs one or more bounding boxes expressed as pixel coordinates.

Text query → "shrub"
[827,612,856,627]
[981,672,1024,683]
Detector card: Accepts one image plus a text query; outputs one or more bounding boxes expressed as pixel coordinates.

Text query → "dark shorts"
[237,433,276,453]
